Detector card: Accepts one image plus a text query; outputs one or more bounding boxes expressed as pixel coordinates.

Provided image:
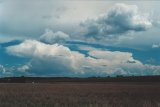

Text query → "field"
[0,82,160,107]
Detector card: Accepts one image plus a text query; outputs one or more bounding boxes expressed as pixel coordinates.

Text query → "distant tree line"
[0,75,160,83]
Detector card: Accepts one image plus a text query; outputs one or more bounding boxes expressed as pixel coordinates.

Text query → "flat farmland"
[0,82,160,107]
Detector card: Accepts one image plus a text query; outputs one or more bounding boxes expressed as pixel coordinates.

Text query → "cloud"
[0,64,30,77]
[0,65,5,73]
[0,1,159,50]
[17,65,30,72]
[78,45,98,51]
[81,3,152,39]
[0,0,105,40]
[39,29,70,44]
[0,64,15,77]
[152,43,160,48]
[88,50,137,64]
[0,0,73,38]
[6,40,86,76]
[6,40,160,76]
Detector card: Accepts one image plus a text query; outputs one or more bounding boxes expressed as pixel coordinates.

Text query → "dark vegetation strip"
[0,75,160,83]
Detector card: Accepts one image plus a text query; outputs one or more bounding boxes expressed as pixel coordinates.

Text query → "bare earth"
[0,82,160,107]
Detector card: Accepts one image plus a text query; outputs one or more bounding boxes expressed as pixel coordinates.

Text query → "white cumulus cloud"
[6,40,160,76]
[40,29,70,44]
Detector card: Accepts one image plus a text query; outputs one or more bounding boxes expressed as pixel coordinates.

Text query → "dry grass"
[0,82,159,107]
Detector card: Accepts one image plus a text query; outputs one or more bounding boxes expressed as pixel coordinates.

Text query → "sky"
[0,0,160,77]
